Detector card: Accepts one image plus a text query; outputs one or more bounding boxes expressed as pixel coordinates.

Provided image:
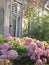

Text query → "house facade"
[0,0,23,37]
[0,0,49,37]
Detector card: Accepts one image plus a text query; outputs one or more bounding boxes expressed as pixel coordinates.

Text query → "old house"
[0,0,49,37]
[0,0,23,37]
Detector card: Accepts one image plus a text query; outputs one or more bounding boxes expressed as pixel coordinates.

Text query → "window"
[45,1,49,10]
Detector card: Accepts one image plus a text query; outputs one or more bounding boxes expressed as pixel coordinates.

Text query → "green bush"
[23,6,49,43]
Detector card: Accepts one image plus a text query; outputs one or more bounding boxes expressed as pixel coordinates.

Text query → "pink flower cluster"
[23,37,49,65]
[5,34,21,44]
[0,43,18,59]
[0,34,49,65]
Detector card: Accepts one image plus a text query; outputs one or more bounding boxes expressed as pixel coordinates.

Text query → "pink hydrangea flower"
[35,48,43,55]
[24,37,33,46]
[5,34,13,41]
[36,59,43,65]
[7,50,18,59]
[46,46,49,50]
[0,46,2,50]
[2,43,10,50]
[35,53,40,59]
[1,49,7,55]
[28,48,35,56]
[29,43,37,51]
[0,55,7,59]
[15,38,21,44]
[41,58,47,64]
[30,55,36,60]
[23,37,29,40]
[36,41,43,48]
[43,51,47,57]
[46,49,49,57]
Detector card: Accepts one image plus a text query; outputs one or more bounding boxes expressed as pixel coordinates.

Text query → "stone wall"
[0,7,4,35]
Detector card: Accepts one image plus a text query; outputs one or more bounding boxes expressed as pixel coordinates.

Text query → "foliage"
[12,41,28,56]
[0,35,6,44]
[19,38,25,44]
[23,6,49,43]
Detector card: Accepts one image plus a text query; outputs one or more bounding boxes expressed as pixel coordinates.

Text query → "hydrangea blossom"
[1,49,7,55]
[36,41,43,48]
[0,46,2,50]
[2,43,10,50]
[41,58,47,64]
[30,55,36,60]
[0,55,7,59]
[28,48,35,56]
[36,59,43,65]
[46,49,49,57]
[5,34,13,41]
[42,51,47,57]
[7,50,18,59]
[15,38,21,44]
[29,43,37,51]
[35,48,43,56]
[46,46,49,50]
[24,37,33,46]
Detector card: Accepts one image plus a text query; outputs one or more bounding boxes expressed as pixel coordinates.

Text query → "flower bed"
[0,34,49,65]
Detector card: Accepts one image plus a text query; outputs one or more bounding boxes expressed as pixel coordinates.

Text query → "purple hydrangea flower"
[1,49,7,55]
[0,46,2,50]
[0,55,7,59]
[2,43,10,50]
[7,50,18,59]
[36,41,43,48]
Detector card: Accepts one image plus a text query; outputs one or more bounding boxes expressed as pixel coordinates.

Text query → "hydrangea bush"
[0,34,49,65]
